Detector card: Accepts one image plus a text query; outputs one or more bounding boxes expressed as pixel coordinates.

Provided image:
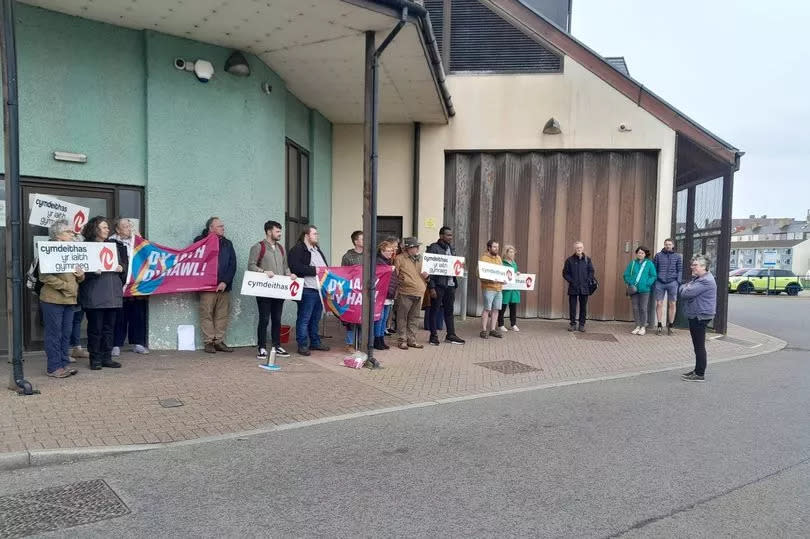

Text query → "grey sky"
[571,0,810,221]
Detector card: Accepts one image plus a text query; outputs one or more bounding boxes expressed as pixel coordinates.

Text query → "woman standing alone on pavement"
[679,254,717,382]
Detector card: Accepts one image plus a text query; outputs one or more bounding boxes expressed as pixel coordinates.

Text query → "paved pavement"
[1,313,784,460]
[0,296,806,538]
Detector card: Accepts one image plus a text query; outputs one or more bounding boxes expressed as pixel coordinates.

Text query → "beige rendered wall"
[330,124,414,264]
[418,56,677,247]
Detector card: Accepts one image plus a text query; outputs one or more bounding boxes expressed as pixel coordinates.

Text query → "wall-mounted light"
[543,117,561,135]
[53,151,87,164]
[224,51,250,77]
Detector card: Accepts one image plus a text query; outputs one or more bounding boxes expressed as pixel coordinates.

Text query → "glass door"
[22,182,114,349]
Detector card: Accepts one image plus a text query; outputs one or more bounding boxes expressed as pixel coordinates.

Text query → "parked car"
[729,268,804,296]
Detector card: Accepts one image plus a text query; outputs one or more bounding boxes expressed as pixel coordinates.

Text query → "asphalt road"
[1,295,808,538]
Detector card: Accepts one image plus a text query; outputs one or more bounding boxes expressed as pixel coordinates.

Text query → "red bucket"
[280,325,291,344]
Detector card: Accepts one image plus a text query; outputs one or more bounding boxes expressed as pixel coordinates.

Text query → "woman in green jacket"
[623,246,658,335]
[498,245,521,332]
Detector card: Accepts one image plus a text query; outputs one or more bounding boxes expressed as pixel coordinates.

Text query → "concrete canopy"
[21,0,448,123]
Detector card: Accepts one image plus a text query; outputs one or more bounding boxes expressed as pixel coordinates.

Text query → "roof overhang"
[487,0,743,169]
[21,0,450,123]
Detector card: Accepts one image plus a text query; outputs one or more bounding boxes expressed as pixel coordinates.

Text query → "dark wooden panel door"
[444,150,659,321]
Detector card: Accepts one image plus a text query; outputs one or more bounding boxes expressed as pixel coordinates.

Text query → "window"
[376,216,403,243]
[285,140,310,249]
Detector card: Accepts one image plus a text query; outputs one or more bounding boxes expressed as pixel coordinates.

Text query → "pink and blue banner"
[124,235,220,296]
[316,265,393,324]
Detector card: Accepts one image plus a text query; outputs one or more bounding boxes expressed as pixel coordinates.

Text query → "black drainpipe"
[412,122,420,236]
[1,0,34,394]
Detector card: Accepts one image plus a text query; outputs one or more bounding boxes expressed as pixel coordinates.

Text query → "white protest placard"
[37,241,119,273]
[477,260,510,283]
[28,194,90,233]
[503,273,537,291]
[240,271,304,301]
[422,253,466,277]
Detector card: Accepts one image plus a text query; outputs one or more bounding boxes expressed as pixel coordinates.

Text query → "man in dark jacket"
[194,217,237,353]
[653,238,683,336]
[426,227,465,346]
[287,225,331,356]
[562,241,595,332]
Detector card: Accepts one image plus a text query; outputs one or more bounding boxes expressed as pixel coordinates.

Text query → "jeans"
[689,318,711,376]
[498,302,517,328]
[40,301,74,373]
[374,304,392,338]
[257,297,284,350]
[427,286,456,337]
[631,293,650,327]
[69,308,83,347]
[296,288,323,348]
[569,294,589,326]
[86,308,117,366]
[345,324,358,345]
[114,298,147,347]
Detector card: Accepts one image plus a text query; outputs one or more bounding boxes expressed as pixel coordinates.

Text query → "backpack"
[257,241,284,266]
[26,258,44,296]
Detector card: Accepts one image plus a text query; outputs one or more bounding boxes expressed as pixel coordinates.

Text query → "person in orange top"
[479,240,504,340]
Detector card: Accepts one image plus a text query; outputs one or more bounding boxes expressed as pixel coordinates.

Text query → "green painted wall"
[0,6,333,349]
[0,4,146,184]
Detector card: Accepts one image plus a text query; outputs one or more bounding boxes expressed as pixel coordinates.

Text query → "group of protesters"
[38,217,149,379]
[39,213,716,382]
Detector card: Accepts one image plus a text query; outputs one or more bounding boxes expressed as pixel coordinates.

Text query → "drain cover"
[159,398,184,408]
[0,479,129,538]
[573,332,619,342]
[475,360,541,374]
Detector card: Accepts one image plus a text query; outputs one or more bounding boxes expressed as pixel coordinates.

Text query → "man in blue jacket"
[653,238,683,336]
[195,217,237,353]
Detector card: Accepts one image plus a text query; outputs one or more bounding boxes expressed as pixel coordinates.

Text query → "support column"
[361,31,378,361]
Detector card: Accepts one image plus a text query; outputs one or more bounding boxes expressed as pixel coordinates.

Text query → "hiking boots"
[214,342,233,353]
[489,330,503,339]
[204,343,217,353]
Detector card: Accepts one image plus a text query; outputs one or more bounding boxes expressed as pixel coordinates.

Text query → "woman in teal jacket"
[499,245,521,332]
[623,246,657,335]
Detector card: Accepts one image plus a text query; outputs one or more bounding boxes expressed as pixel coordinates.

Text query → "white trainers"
[631,327,640,335]
[511,325,520,332]
[638,327,646,336]
[111,346,121,357]
[499,326,508,332]
[134,345,150,355]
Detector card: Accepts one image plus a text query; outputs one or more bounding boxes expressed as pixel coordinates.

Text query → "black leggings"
[498,303,517,327]
[689,318,710,376]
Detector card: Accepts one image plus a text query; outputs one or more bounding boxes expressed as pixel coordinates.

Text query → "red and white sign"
[37,241,119,273]
[422,253,466,277]
[240,271,304,301]
[28,194,90,234]
[503,273,536,291]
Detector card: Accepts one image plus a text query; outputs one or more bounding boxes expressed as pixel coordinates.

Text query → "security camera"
[193,60,214,83]
[174,58,186,70]
[618,123,632,132]
[261,82,273,95]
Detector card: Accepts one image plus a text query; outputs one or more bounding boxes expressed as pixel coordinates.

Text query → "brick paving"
[0,317,783,455]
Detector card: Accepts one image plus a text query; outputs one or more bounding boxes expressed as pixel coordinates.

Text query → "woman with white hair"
[39,220,84,378]
[679,254,717,382]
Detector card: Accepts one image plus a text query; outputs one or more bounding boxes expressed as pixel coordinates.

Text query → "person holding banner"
[288,225,331,356]
[426,227,465,347]
[498,245,521,332]
[563,241,595,332]
[479,240,504,340]
[394,237,429,350]
[622,246,657,336]
[373,239,398,350]
[341,231,364,354]
[248,220,296,360]
[39,220,83,378]
[109,218,149,356]
[194,217,237,354]
[79,217,128,370]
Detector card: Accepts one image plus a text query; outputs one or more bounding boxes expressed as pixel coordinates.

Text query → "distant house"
[730,213,810,275]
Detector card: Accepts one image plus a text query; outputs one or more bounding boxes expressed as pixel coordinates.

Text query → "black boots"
[373,337,389,350]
